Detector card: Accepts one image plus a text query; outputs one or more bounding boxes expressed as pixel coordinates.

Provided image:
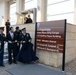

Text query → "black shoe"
[0,64,5,67]
[13,61,17,64]
[9,62,12,65]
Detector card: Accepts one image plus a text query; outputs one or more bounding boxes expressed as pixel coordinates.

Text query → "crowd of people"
[0,17,38,67]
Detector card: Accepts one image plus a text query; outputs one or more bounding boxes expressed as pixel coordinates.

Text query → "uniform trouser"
[14,43,20,57]
[0,48,4,65]
[8,44,16,63]
[6,27,9,35]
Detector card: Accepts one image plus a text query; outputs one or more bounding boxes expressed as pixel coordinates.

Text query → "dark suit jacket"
[19,33,31,43]
[6,33,16,47]
[5,22,10,27]
[0,33,5,49]
[27,18,33,23]
[14,31,20,41]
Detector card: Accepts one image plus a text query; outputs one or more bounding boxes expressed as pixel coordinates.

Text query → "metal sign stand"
[62,19,67,71]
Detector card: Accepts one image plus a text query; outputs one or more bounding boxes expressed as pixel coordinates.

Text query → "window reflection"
[25,0,33,2]
[47,0,75,24]
[10,3,16,8]
[24,0,37,10]
[47,0,74,16]
[47,12,74,24]
[10,7,16,15]
[47,0,67,5]
[10,3,16,25]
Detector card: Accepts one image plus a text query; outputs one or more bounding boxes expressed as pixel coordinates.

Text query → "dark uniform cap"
[16,26,19,30]
[0,27,4,31]
[22,27,26,31]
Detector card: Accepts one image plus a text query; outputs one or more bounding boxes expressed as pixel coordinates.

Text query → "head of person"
[0,27,4,33]
[0,29,2,34]
[16,26,19,32]
[9,27,14,33]
[7,19,9,22]
[22,28,26,33]
[28,15,31,18]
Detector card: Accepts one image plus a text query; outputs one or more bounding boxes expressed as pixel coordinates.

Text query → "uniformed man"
[5,19,10,35]
[14,26,20,57]
[20,28,31,43]
[17,27,31,63]
[6,27,17,64]
[17,28,39,63]
[0,27,5,66]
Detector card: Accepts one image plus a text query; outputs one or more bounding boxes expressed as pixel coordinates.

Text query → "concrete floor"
[0,64,17,75]
[1,43,76,75]
[57,58,76,75]
[0,61,76,75]
[0,63,65,75]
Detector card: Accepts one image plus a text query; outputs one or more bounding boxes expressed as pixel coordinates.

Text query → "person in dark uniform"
[0,27,6,66]
[14,26,20,57]
[6,27,17,64]
[27,15,33,23]
[19,29,22,34]
[5,19,10,35]
[17,28,38,63]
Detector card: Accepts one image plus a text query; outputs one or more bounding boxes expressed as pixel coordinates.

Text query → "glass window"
[10,3,16,25]
[46,0,75,24]
[11,21,16,25]
[10,14,17,25]
[47,0,74,16]
[47,0,67,5]
[25,0,33,3]
[10,3,16,8]
[10,7,16,15]
[47,12,74,24]
[24,0,37,10]
[10,14,16,20]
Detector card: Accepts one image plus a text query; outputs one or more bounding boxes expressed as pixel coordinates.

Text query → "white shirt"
[9,32,14,39]
[22,32,26,36]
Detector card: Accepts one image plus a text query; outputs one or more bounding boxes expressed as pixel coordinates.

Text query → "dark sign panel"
[36,20,66,53]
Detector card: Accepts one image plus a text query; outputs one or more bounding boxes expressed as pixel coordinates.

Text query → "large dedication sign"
[36,20,66,53]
